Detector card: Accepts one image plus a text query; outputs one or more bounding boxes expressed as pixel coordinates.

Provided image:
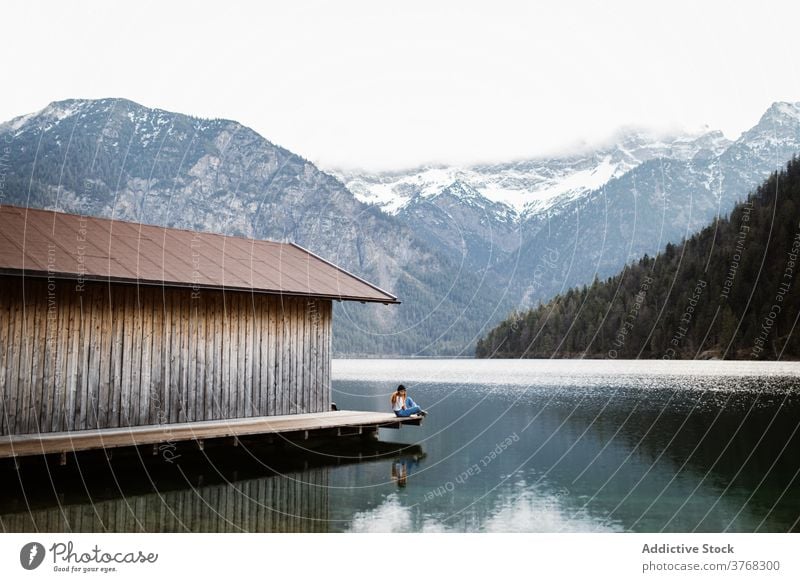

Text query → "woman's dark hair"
[397,384,406,392]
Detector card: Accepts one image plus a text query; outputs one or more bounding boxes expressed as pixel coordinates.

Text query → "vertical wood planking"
[323,301,331,412]
[298,298,306,413]
[16,280,34,434]
[303,299,310,413]
[139,286,153,426]
[40,280,53,430]
[258,296,268,416]
[129,286,144,428]
[272,297,280,416]
[3,280,21,434]
[171,289,181,424]
[258,295,266,415]
[40,279,57,433]
[237,292,246,418]
[311,299,323,412]
[253,295,262,415]
[309,299,315,413]
[63,284,79,432]
[161,289,171,424]
[296,298,303,413]
[26,280,43,433]
[211,291,221,419]
[109,286,124,429]
[84,284,100,428]
[164,289,171,424]
[221,292,230,420]
[266,295,275,416]
[0,279,12,435]
[290,298,298,414]
[310,299,316,414]
[283,297,291,415]
[318,299,325,414]
[1,274,340,435]
[186,291,197,423]
[234,292,243,419]
[119,285,134,427]
[250,293,258,416]
[203,292,220,419]
[245,293,255,416]
[268,296,277,416]
[75,286,91,431]
[319,300,324,414]
[312,299,317,413]
[176,289,191,422]
[19,280,36,434]
[225,292,234,419]
[11,279,24,434]
[196,291,207,421]
[280,299,289,415]
[189,292,205,420]
[328,300,333,411]
[231,293,240,417]
[149,287,163,425]
[299,298,305,413]
[13,280,26,433]
[225,293,237,417]
[168,289,180,424]
[228,291,237,419]
[97,284,113,428]
[240,292,247,418]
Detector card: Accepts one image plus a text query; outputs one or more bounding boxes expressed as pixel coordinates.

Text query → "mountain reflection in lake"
[329,359,800,533]
[2,359,798,532]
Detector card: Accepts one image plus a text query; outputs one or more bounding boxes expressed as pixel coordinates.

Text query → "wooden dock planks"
[0,410,422,458]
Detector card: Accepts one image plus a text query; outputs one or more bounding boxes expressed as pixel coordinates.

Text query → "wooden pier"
[0,410,423,459]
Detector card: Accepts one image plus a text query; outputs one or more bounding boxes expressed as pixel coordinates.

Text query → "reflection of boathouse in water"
[1,437,425,533]
[0,206,421,461]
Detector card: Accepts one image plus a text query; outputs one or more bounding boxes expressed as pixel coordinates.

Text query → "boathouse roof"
[0,205,399,304]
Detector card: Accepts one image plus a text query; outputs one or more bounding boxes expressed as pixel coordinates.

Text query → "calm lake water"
[2,359,799,532]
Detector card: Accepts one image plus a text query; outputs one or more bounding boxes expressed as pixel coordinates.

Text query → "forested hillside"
[477,157,800,359]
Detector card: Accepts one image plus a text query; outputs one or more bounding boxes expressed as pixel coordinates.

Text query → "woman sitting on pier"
[391,385,428,417]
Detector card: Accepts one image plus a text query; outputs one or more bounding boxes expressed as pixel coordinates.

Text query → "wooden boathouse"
[0,205,419,459]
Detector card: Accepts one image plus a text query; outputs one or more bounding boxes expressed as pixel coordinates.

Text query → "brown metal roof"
[0,206,399,304]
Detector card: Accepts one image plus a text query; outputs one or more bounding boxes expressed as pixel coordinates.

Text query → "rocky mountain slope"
[2,98,798,356]
[333,102,800,306]
[0,98,511,356]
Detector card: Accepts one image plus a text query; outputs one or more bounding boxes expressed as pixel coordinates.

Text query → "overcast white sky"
[2,0,799,170]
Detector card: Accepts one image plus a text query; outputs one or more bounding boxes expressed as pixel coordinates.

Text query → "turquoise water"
[2,359,799,532]
[328,359,800,532]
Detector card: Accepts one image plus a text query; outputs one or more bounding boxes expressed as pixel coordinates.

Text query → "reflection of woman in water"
[390,452,425,488]
[390,385,428,417]
[391,460,408,487]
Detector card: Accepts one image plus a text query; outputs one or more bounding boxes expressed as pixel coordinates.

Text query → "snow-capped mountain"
[2,98,799,355]
[333,102,800,307]
[395,180,521,271]
[332,127,732,218]
[0,98,512,356]
[506,101,800,304]
[736,101,800,151]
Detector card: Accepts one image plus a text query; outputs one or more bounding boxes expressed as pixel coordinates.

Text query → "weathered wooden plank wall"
[0,276,332,436]
[0,468,330,532]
